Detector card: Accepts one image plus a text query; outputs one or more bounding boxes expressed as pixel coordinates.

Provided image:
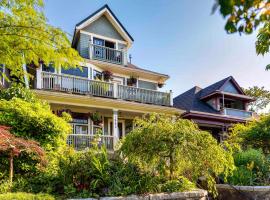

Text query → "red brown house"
[173,76,255,141]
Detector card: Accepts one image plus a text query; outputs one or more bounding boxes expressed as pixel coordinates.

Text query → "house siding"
[78,33,90,59]
[82,15,125,41]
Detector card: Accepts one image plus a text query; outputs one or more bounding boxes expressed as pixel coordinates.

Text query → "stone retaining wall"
[69,189,208,200]
[217,184,270,200]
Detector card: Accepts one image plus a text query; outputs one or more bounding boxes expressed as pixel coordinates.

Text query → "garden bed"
[217,184,270,200]
[68,189,208,200]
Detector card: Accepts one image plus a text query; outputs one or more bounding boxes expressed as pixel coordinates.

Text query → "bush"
[228,149,270,185]
[0,192,55,200]
[159,178,195,193]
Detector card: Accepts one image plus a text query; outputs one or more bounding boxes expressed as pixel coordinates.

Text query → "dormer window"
[220,98,245,110]
[93,37,115,49]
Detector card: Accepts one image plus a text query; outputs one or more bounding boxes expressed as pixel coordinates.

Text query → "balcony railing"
[118,85,170,106]
[223,108,253,119]
[67,134,114,150]
[40,72,171,106]
[90,44,123,65]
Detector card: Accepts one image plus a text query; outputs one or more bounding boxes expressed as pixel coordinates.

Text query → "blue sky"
[44,0,270,96]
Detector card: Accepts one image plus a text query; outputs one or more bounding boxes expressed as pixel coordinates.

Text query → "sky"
[44,0,270,96]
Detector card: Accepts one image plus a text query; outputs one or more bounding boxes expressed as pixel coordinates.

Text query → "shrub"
[159,178,195,193]
[228,149,270,185]
[119,113,234,196]
[0,192,55,200]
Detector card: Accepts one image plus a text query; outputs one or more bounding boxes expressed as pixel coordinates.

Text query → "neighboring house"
[173,76,255,142]
[30,5,181,150]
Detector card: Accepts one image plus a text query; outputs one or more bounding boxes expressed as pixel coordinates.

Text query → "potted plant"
[89,112,103,126]
[102,70,113,81]
[127,76,137,86]
[158,82,164,88]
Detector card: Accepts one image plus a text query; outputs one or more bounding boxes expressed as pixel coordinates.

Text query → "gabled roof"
[200,76,244,99]
[173,86,220,114]
[72,4,133,47]
[173,76,253,115]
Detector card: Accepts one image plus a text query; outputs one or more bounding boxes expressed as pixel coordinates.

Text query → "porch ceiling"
[34,90,182,115]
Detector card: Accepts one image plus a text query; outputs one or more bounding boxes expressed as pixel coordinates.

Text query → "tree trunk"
[9,154,13,184]
[169,153,173,180]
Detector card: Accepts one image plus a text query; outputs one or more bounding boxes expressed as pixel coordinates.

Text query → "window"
[138,80,157,90]
[220,98,245,110]
[71,113,89,135]
[42,64,55,73]
[93,70,102,80]
[61,67,88,78]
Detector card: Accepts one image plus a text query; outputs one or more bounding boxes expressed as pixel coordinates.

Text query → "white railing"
[118,85,171,106]
[67,134,114,150]
[41,72,114,98]
[223,108,253,119]
[40,72,172,106]
[90,44,123,65]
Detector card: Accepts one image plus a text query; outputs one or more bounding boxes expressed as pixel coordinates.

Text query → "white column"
[36,64,42,89]
[123,48,128,66]
[22,63,29,88]
[113,82,118,98]
[113,109,119,147]
[170,90,173,106]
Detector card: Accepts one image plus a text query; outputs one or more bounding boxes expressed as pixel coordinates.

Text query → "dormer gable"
[72,4,133,48]
[220,76,245,95]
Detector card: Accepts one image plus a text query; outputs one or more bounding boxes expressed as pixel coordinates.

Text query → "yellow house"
[32,5,182,150]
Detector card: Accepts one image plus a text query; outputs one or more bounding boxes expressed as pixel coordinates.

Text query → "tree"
[229,114,270,154]
[213,0,270,69]
[244,86,270,112]
[0,0,83,79]
[0,126,45,183]
[119,113,234,194]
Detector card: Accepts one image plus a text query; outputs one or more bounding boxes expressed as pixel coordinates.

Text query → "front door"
[109,120,125,139]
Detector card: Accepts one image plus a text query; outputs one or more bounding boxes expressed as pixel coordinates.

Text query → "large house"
[29,5,180,150]
[173,76,255,142]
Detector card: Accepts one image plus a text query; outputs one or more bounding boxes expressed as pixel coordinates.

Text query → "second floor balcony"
[89,44,126,65]
[223,107,253,119]
[39,72,172,106]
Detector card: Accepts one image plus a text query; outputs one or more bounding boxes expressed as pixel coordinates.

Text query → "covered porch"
[34,90,181,151]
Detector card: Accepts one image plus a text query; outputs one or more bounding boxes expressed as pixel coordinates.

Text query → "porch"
[51,105,141,151]
[38,72,172,106]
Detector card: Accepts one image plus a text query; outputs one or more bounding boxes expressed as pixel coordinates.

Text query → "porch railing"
[67,134,114,150]
[90,44,123,65]
[118,85,171,106]
[223,108,253,119]
[40,72,171,106]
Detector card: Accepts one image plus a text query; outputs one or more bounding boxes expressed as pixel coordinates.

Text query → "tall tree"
[213,0,270,69]
[0,0,83,79]
[244,86,270,112]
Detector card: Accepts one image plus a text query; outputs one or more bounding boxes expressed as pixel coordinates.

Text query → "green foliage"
[229,115,270,154]
[244,86,270,112]
[119,113,234,196]
[0,88,71,150]
[213,0,270,68]
[0,192,55,200]
[228,149,270,185]
[0,0,83,80]
[159,178,195,193]
[0,83,37,102]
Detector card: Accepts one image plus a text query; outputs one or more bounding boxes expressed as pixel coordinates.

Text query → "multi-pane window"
[61,67,88,78]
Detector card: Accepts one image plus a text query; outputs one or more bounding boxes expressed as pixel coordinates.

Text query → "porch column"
[113,109,119,147]
[170,90,173,106]
[36,64,42,89]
